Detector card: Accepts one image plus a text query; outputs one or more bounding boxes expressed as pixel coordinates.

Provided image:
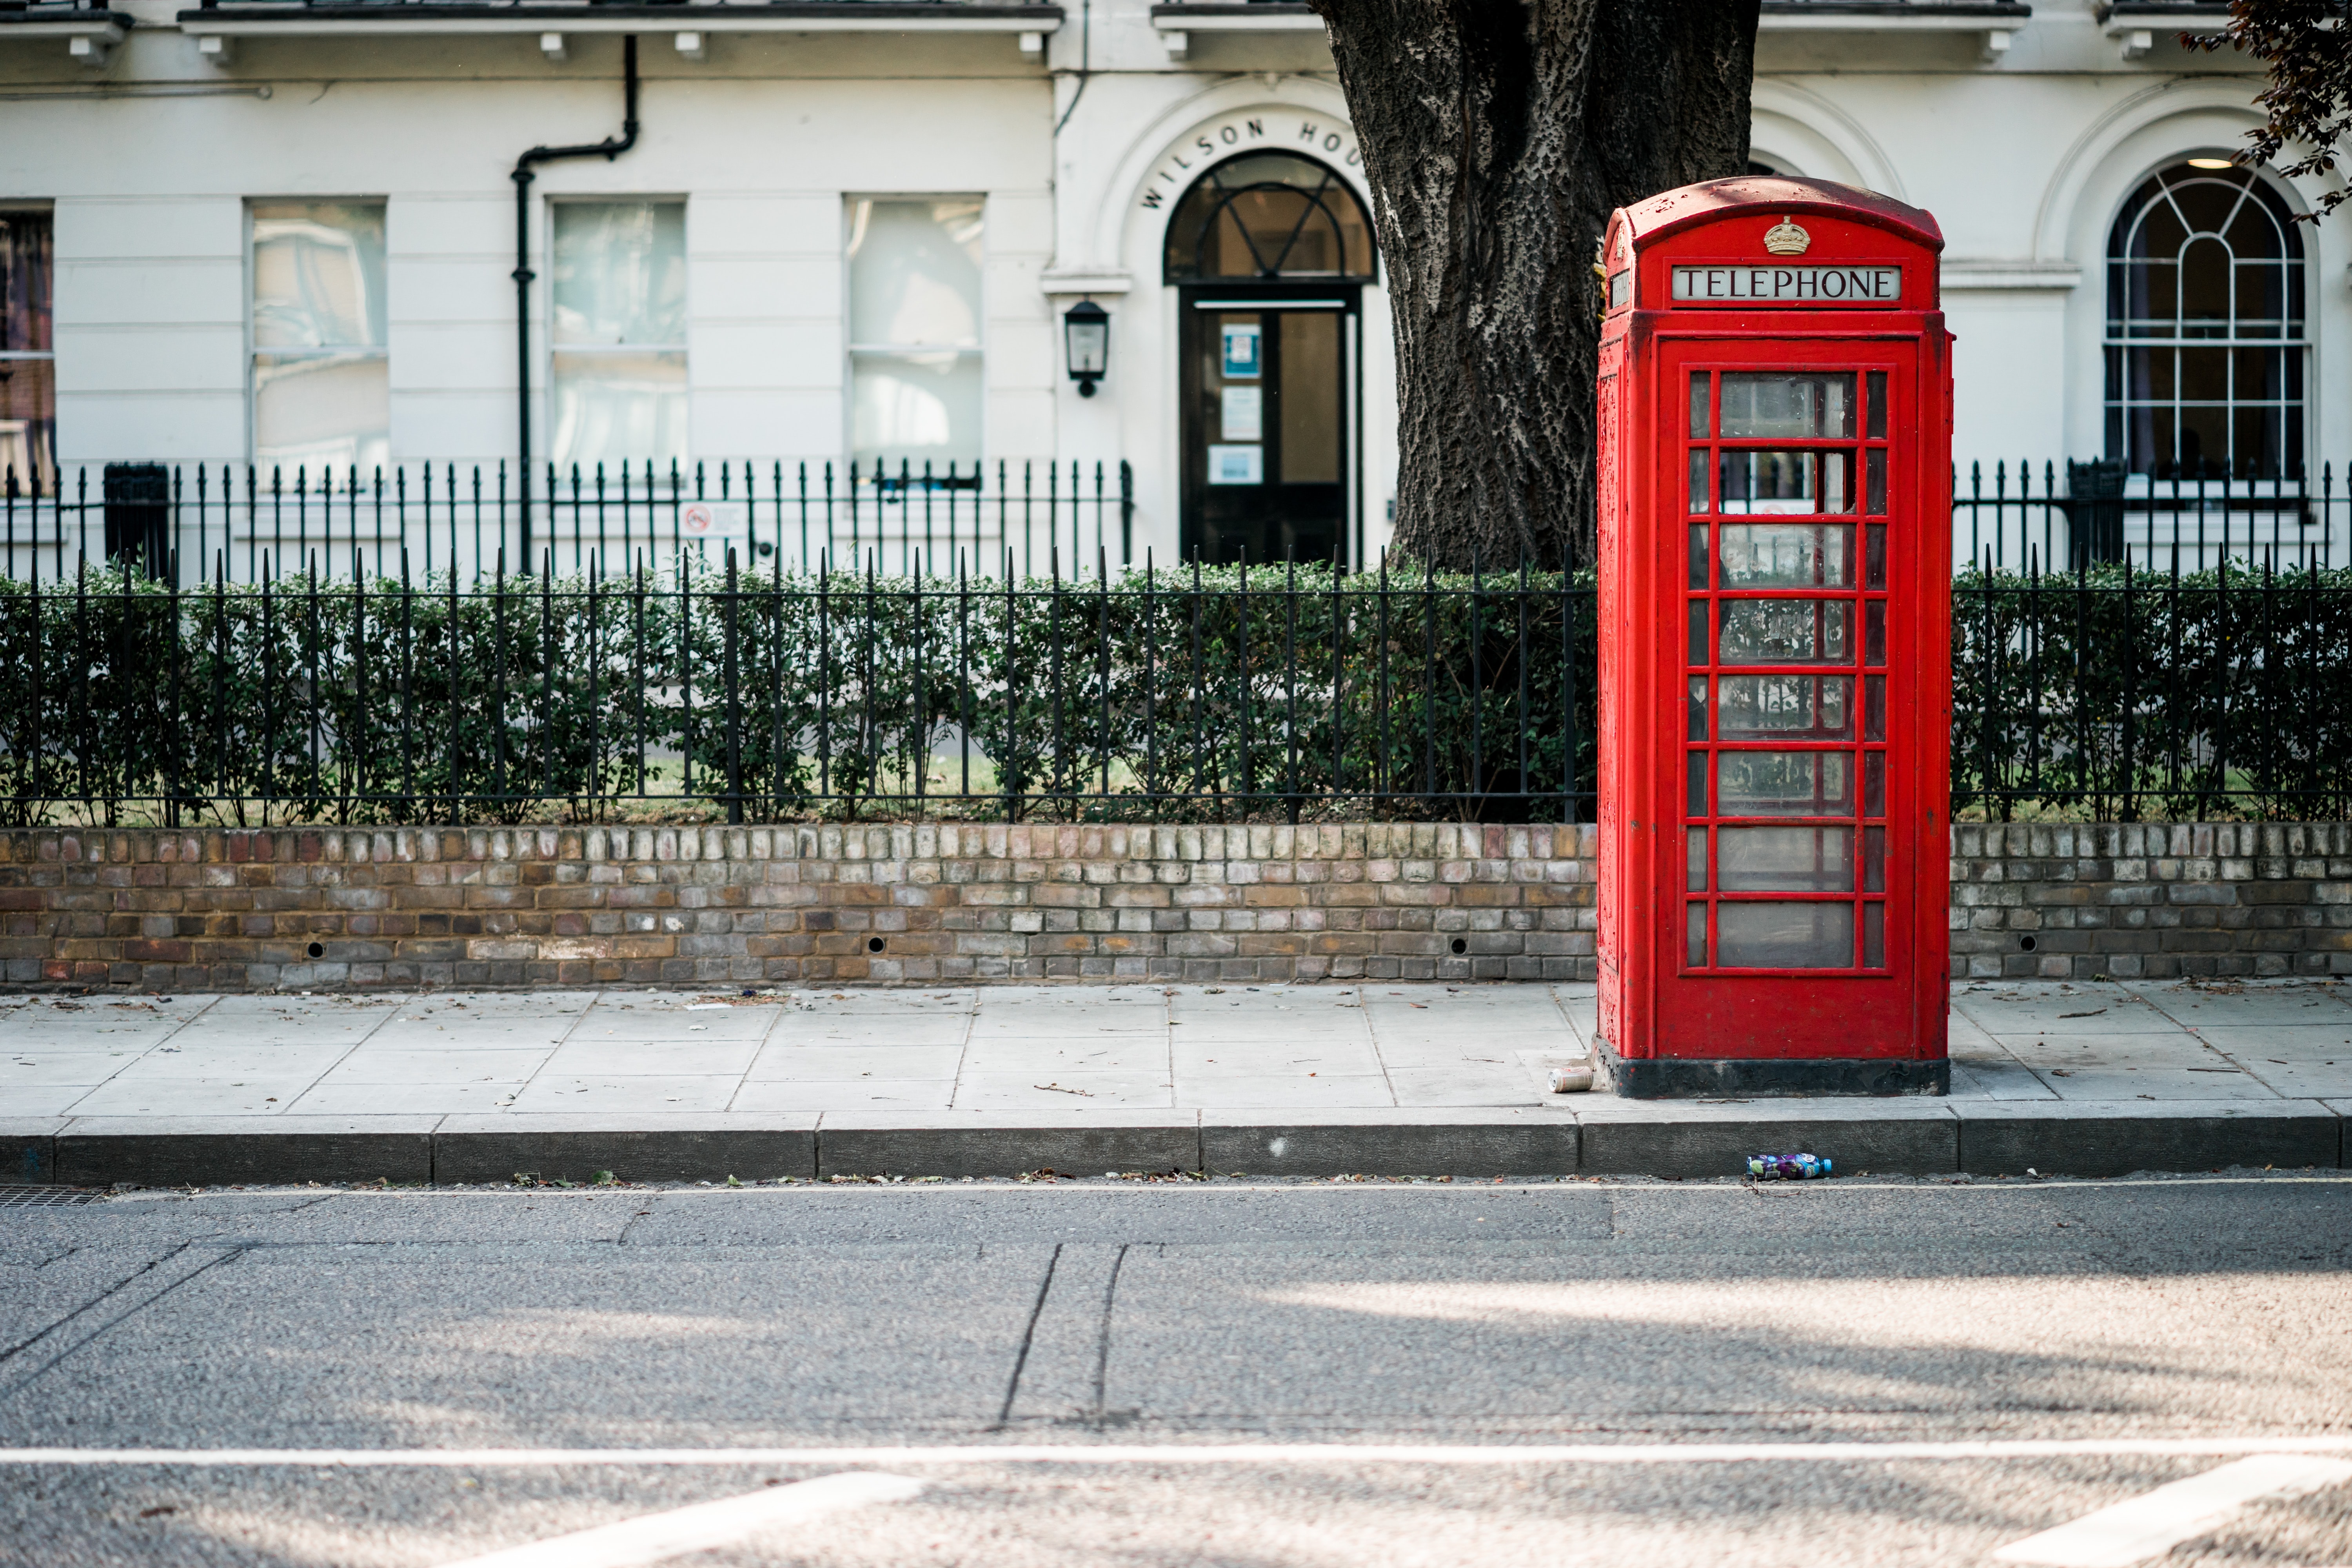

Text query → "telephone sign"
[1594,176,1952,1097]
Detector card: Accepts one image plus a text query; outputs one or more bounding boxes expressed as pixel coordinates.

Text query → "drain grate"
[0,1186,104,1207]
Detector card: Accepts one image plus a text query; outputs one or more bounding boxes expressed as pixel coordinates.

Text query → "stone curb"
[3,1103,2343,1185]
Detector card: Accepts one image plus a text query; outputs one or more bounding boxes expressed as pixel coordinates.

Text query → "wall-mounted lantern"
[1064,298,1110,397]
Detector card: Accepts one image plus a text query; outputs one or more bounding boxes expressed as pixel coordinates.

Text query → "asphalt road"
[4,1174,2350,1567]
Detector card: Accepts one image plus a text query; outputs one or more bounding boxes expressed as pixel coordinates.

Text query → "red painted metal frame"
[1597,176,1951,1069]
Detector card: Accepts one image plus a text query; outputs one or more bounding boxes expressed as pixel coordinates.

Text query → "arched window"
[1162,153,1375,283]
[2105,161,2305,480]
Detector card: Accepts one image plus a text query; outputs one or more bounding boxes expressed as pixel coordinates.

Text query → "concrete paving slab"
[1947,1059,2061,1100]
[158,1016,388,1049]
[793,992,977,1014]
[1953,985,2175,1036]
[744,1043,966,1081]
[0,1055,141,1088]
[958,1038,1170,1074]
[309,1049,551,1085]
[1169,1008,1369,1037]
[814,1109,1200,1178]
[286,1081,523,1116]
[2232,1060,2352,1099]
[574,1009,782,1043]
[965,1017,1169,1042]
[1200,1108,1579,1177]
[1573,1098,1962,1179]
[0,1023,193,1052]
[1384,1065,1544,1107]
[98,1044,353,1079]
[1173,1073,1397,1110]
[1952,1099,2342,1177]
[0,1087,98,1119]
[2029,1065,2288,1101]
[777,1016,974,1047]
[429,1112,821,1185]
[954,1070,1175,1110]
[0,1031,181,1054]
[2191,1023,2352,1057]
[1173,1038,1386,1076]
[729,1079,956,1114]
[56,1115,438,1186]
[64,1077,326,1116]
[2126,977,2352,1022]
[508,1075,744,1114]
[1369,1027,1585,1054]
[1947,1012,2004,1054]
[361,1020,580,1049]
[540,1038,765,1076]
[1995,1029,2238,1067]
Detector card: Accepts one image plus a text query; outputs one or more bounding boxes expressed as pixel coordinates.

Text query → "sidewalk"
[3,979,2347,1185]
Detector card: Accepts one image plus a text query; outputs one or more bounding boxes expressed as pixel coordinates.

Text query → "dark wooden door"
[1178,287,1355,565]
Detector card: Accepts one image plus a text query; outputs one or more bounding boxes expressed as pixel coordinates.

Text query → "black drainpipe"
[512,34,640,572]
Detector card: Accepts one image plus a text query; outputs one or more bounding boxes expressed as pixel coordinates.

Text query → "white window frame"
[843,193,988,481]
[0,202,56,494]
[544,194,691,484]
[244,197,392,476]
[2102,160,2308,483]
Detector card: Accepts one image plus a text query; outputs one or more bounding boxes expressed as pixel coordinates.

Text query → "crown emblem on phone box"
[1763,218,1811,256]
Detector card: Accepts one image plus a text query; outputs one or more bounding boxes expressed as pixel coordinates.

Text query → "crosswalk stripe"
[434,1472,925,1568]
[1991,1454,2352,1568]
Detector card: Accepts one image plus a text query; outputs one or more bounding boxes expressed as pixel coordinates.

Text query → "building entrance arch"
[1161,151,1376,565]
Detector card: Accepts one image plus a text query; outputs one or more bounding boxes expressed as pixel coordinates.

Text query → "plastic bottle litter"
[1746,1152,1833,1181]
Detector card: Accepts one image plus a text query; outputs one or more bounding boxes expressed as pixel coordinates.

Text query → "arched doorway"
[1162,153,1377,564]
[2105,160,2306,480]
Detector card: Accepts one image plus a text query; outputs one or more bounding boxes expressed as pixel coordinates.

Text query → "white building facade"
[0,0,2326,575]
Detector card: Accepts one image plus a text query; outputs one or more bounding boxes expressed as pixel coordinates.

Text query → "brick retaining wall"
[0,823,1600,991]
[1,821,2344,992]
[1950,822,2352,981]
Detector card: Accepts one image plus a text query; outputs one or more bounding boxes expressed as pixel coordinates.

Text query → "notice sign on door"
[1670,266,1901,303]
[1208,444,1263,485]
[1220,386,1263,442]
[1221,323,1261,378]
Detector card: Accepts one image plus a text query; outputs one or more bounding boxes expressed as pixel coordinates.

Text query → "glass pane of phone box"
[1716,900,1854,968]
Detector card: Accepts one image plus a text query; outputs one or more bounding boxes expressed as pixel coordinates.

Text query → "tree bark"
[1307,0,1760,569]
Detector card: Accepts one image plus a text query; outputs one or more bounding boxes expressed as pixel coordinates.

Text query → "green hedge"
[1952,560,2352,821]
[0,561,1596,827]
[21,556,2342,828]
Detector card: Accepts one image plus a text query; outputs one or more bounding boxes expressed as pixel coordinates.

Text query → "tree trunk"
[1308,0,1760,569]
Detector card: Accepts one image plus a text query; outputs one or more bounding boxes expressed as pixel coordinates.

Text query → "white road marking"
[7,1437,2352,1468]
[1991,1454,2352,1567]
[434,1471,924,1568]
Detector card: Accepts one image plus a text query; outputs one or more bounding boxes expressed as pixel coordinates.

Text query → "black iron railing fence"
[1,459,1133,586]
[10,457,2345,587]
[0,554,1593,828]
[6,475,2350,828]
[1955,460,2349,573]
[1954,551,2352,823]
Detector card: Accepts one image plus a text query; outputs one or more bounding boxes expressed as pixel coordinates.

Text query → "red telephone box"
[1595,176,1951,1097]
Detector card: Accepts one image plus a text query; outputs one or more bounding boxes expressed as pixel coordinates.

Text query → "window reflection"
[1720,372,1854,438]
[1715,751,1854,817]
[1718,523,1853,587]
[1719,599,1851,665]
[848,197,986,469]
[1716,674,1853,740]
[1720,450,1851,514]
